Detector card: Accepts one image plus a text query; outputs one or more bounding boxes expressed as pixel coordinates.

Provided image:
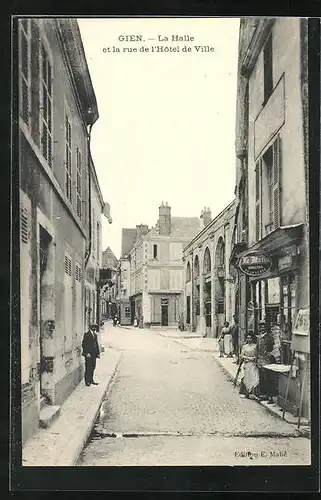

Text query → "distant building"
[183,202,236,337]
[129,203,201,328]
[84,154,106,333]
[100,246,118,319]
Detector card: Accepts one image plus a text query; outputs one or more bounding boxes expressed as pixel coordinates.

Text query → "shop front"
[237,224,310,420]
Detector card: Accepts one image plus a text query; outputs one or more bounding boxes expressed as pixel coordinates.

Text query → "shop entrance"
[265,304,280,328]
[161,298,169,326]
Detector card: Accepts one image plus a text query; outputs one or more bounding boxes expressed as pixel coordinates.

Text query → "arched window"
[203,247,211,274]
[215,237,225,267]
[186,261,191,282]
[194,255,200,278]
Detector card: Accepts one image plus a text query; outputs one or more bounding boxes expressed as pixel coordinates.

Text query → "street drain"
[90,430,301,439]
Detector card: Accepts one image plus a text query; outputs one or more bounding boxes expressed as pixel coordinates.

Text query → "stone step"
[39,405,61,429]
[40,396,47,411]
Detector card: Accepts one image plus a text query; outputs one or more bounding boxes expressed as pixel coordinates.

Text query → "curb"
[212,354,310,434]
[70,352,121,466]
[170,337,217,353]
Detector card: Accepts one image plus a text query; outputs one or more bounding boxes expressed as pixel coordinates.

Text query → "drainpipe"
[84,124,93,330]
[84,123,93,269]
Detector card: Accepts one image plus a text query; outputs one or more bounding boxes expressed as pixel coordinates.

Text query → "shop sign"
[238,251,272,277]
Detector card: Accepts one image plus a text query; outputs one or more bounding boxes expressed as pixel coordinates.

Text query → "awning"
[249,224,304,256]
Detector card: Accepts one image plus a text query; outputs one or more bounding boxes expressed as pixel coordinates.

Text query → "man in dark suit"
[82,323,100,386]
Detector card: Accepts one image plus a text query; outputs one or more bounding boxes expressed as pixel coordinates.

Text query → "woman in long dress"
[223,321,233,357]
[239,331,260,398]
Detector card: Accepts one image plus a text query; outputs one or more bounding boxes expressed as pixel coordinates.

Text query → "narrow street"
[77,323,310,466]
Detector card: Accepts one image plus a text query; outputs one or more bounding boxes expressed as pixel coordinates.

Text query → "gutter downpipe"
[84,123,93,269]
[84,123,93,330]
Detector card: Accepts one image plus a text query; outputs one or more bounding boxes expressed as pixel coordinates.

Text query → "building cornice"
[241,19,275,77]
[183,199,236,253]
[55,19,99,126]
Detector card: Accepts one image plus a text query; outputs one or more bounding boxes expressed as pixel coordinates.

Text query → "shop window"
[263,33,273,103]
[125,307,130,318]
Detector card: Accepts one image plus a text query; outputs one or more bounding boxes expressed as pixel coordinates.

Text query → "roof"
[147,217,201,239]
[121,228,138,257]
[170,217,202,238]
[102,246,118,269]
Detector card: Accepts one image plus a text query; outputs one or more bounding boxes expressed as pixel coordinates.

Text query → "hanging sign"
[238,251,272,277]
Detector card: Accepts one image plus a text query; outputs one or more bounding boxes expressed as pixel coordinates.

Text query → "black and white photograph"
[13,15,317,484]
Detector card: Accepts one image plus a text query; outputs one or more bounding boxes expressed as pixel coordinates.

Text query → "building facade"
[129,203,201,328]
[84,155,105,333]
[183,203,236,337]
[231,18,310,418]
[19,18,101,445]
[100,246,118,319]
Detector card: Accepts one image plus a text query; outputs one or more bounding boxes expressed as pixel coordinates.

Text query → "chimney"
[136,224,149,240]
[200,207,212,228]
[159,202,171,235]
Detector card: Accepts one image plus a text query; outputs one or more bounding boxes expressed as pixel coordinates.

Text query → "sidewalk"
[122,324,204,339]
[22,345,122,466]
[171,336,310,434]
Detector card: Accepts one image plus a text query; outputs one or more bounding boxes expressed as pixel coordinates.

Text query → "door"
[39,226,51,395]
[161,305,168,326]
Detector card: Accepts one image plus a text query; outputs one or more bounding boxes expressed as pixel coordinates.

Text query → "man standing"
[82,323,100,386]
[256,320,275,403]
[230,315,239,363]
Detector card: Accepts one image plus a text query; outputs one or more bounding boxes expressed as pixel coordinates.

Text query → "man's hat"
[90,323,98,328]
[259,320,266,325]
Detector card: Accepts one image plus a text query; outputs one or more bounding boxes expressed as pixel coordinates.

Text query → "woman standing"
[223,321,233,357]
[239,331,260,399]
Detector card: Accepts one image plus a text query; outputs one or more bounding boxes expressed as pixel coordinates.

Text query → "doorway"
[39,226,52,397]
[161,305,168,326]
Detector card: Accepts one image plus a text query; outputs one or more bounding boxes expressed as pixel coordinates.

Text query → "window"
[153,244,158,259]
[40,42,53,167]
[19,19,31,126]
[65,114,72,201]
[76,148,82,219]
[96,222,100,261]
[255,136,281,241]
[263,33,273,103]
[125,307,130,318]
[186,262,191,282]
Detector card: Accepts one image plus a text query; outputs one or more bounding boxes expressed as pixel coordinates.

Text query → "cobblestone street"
[78,324,310,466]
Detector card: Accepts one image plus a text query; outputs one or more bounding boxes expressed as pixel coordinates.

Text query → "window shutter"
[272,136,281,229]
[255,158,262,241]
[20,206,30,243]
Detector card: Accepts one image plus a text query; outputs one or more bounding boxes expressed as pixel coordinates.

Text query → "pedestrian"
[113,316,117,327]
[230,315,239,363]
[82,323,100,386]
[239,331,259,399]
[256,320,276,404]
[223,321,233,357]
[133,315,138,327]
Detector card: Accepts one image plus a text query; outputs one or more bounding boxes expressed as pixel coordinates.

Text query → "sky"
[78,18,240,259]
